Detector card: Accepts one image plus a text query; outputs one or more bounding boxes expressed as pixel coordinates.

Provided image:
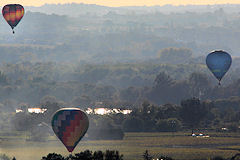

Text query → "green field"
[1,132,240,160]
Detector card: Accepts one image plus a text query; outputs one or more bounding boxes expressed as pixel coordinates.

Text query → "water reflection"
[16,107,132,115]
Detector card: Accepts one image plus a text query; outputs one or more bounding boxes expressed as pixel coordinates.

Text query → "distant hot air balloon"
[51,108,89,153]
[2,4,24,34]
[206,50,232,85]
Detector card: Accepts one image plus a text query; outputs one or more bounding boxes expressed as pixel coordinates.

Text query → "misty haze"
[1,3,240,160]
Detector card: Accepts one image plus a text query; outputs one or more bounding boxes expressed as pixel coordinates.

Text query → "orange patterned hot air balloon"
[2,4,24,34]
[51,108,89,153]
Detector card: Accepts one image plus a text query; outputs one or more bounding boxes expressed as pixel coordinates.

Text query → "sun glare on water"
[16,107,132,115]
[86,108,132,115]
[94,108,107,115]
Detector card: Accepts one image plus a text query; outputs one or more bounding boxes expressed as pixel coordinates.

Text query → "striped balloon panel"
[52,108,89,152]
[2,4,24,29]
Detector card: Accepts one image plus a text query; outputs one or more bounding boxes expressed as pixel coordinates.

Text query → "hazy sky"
[1,0,240,7]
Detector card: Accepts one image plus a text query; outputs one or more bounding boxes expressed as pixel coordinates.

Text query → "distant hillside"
[0,4,239,63]
[23,3,240,17]
[25,3,117,17]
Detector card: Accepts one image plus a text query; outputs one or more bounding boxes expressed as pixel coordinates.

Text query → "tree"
[41,153,64,160]
[122,116,143,132]
[74,150,93,160]
[170,81,191,103]
[140,101,156,132]
[42,150,123,160]
[105,150,123,160]
[142,150,152,160]
[93,151,104,160]
[119,86,140,103]
[93,85,116,102]
[188,72,211,99]
[0,154,11,160]
[71,95,92,108]
[41,101,61,124]
[154,72,174,88]
[1,99,17,112]
[148,72,175,104]
[160,104,180,119]
[158,47,193,64]
[28,123,50,142]
[167,118,182,132]
[0,71,8,85]
[87,115,124,140]
[156,119,169,132]
[40,95,58,104]
[155,118,181,132]
[179,98,207,133]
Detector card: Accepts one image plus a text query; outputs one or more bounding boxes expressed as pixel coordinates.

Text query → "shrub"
[41,150,123,160]
[41,153,64,160]
[0,154,10,160]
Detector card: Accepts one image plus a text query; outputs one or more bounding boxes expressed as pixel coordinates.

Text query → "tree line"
[6,96,240,142]
[2,150,240,160]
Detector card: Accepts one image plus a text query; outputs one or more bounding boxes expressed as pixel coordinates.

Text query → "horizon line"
[2,2,240,8]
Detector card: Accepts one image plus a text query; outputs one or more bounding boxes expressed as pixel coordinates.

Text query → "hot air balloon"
[2,4,24,34]
[206,50,232,85]
[51,108,89,153]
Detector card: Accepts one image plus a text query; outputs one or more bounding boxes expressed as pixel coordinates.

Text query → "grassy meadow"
[1,132,240,160]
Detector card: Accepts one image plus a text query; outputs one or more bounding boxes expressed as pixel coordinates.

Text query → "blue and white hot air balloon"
[206,50,232,85]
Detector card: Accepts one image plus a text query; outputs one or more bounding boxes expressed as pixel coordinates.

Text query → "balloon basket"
[218,81,221,86]
[68,152,73,160]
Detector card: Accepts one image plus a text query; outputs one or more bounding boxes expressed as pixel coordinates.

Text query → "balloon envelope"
[51,108,89,152]
[206,50,232,83]
[2,4,24,32]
